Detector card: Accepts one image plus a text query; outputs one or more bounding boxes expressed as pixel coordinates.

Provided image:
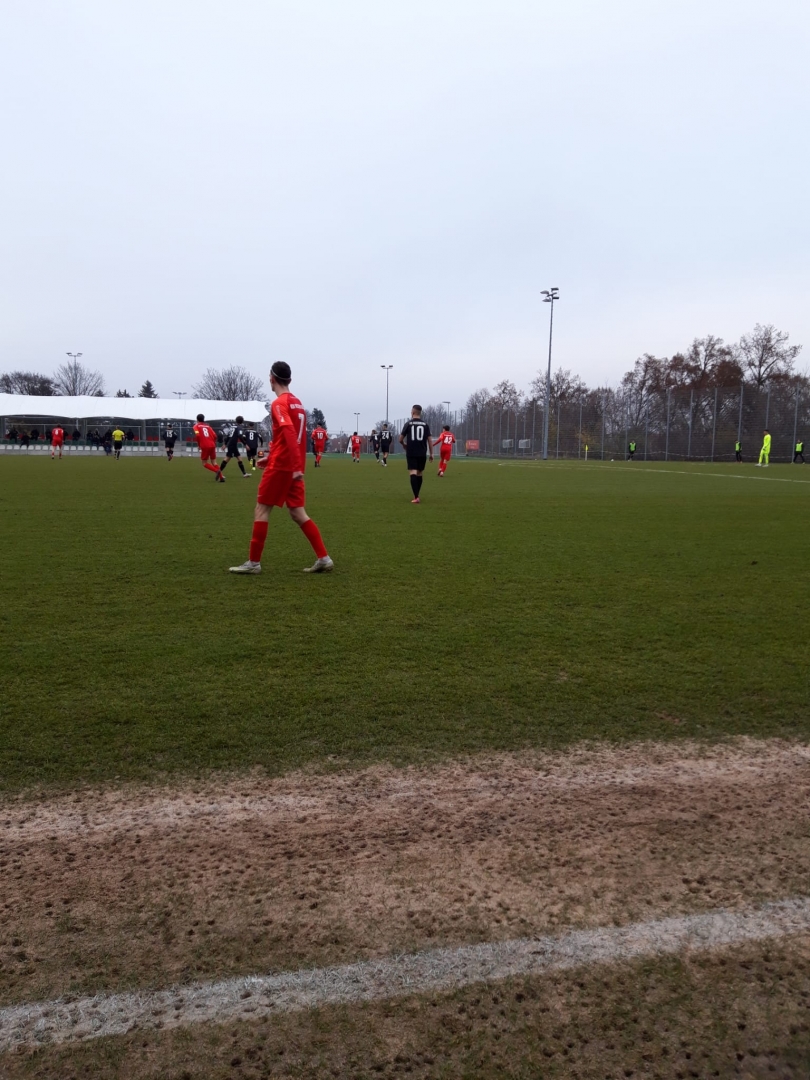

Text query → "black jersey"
[380,429,393,450]
[243,429,260,453]
[225,424,245,451]
[371,433,381,450]
[401,418,431,455]
[164,428,177,447]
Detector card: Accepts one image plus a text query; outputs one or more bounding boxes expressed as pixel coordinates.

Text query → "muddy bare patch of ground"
[0,738,808,1011]
[5,935,810,1079]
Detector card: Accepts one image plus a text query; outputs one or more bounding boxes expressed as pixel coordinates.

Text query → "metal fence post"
[556,403,561,458]
[644,406,649,460]
[792,388,800,460]
[578,399,583,458]
[686,389,693,460]
[710,386,718,462]
[765,386,771,429]
[665,388,672,461]
[600,397,605,460]
[737,383,744,450]
[531,400,537,457]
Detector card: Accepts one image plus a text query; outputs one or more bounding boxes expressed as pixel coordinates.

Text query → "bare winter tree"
[193,366,264,401]
[52,359,105,396]
[465,388,491,413]
[0,370,54,395]
[734,324,802,388]
[491,379,523,411]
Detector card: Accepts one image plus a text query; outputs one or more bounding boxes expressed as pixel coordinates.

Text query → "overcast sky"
[1,0,808,429]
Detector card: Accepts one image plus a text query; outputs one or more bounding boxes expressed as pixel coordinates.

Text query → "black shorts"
[225,444,241,458]
[246,447,257,459]
[114,441,123,450]
[165,440,176,449]
[406,454,427,472]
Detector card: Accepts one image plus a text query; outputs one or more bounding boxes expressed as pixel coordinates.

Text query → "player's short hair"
[443,424,450,430]
[235,415,244,424]
[271,361,292,385]
[353,431,358,435]
[412,405,422,414]
[196,413,205,421]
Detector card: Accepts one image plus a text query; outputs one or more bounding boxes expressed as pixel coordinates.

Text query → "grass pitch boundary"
[3,896,809,1054]
[496,460,810,483]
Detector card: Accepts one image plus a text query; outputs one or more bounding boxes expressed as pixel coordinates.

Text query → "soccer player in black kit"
[380,425,393,466]
[243,424,262,470]
[370,429,381,462]
[219,416,250,477]
[164,425,177,461]
[399,405,433,503]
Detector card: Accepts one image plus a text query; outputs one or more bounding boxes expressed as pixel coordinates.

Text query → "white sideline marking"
[497,462,810,484]
[2,897,809,1052]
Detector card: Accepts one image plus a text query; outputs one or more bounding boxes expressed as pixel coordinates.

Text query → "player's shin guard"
[410,475,419,497]
[300,519,327,559]
[249,520,268,563]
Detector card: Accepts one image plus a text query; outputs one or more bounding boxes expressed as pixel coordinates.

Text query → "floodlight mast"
[540,288,559,460]
[380,365,393,423]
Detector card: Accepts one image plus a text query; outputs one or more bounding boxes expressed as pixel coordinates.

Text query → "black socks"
[410,474,423,497]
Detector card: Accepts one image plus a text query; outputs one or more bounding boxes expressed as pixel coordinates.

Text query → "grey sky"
[2,0,808,430]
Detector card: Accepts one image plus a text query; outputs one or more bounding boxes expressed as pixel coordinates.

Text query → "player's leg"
[202,448,223,478]
[289,504,333,572]
[235,452,247,476]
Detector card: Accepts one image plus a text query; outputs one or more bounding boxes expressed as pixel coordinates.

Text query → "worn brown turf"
[1,738,808,1014]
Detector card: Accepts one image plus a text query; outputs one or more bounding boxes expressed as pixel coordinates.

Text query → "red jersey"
[350,435,362,451]
[51,427,64,443]
[438,431,456,451]
[268,392,307,472]
[193,422,217,448]
[312,427,328,447]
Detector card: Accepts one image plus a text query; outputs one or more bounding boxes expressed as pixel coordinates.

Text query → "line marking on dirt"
[3,896,809,1053]
[496,462,810,483]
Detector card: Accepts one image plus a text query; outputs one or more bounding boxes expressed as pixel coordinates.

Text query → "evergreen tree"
[115,389,132,398]
[138,380,158,398]
[311,407,327,428]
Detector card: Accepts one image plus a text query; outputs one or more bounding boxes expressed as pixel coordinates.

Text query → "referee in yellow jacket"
[757,429,771,468]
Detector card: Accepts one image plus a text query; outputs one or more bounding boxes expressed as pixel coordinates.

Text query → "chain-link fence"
[382,384,808,463]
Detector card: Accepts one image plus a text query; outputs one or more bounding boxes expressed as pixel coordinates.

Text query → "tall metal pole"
[556,402,561,458]
[541,288,559,460]
[644,406,649,460]
[600,395,605,460]
[380,365,393,424]
[765,385,771,429]
[531,399,537,457]
[578,399,583,458]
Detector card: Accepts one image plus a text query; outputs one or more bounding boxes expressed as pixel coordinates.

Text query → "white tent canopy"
[0,395,269,422]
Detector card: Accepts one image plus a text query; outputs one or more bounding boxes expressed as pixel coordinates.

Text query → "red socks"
[249,521,268,563]
[248,519,327,563]
[300,519,327,558]
[203,462,220,474]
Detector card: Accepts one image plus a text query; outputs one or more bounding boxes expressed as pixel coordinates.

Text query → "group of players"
[186,364,459,575]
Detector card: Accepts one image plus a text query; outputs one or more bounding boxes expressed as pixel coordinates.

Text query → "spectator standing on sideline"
[757,430,771,468]
[794,439,805,464]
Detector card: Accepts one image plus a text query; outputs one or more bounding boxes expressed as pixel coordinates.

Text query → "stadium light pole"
[354,411,360,432]
[443,401,450,425]
[380,365,393,423]
[540,288,559,460]
[173,391,187,399]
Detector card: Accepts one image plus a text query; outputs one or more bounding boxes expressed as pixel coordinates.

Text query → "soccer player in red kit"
[433,425,456,476]
[311,425,328,466]
[50,426,64,459]
[350,432,361,463]
[229,361,333,574]
[193,414,224,481]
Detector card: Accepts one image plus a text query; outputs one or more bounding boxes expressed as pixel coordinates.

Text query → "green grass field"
[0,453,807,793]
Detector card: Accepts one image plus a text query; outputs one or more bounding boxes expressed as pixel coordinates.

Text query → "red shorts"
[257,468,305,508]
[199,445,217,462]
[440,449,452,459]
[51,440,63,448]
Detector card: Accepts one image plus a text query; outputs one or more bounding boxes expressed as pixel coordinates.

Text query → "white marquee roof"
[0,395,269,422]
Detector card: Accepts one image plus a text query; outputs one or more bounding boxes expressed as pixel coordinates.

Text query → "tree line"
[459,324,803,422]
[0,362,265,401]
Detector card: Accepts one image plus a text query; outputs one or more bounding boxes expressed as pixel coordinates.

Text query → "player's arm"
[427,427,433,461]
